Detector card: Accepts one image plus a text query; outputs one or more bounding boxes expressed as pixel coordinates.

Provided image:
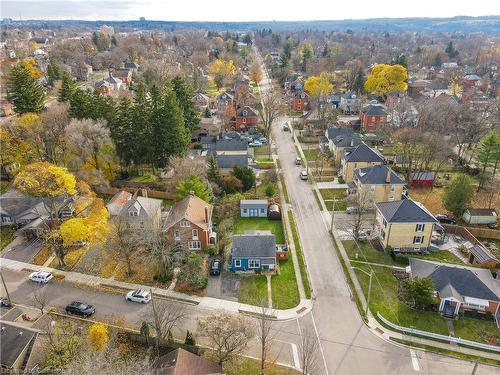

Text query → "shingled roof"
[354,165,405,185]
[231,231,276,258]
[164,194,212,231]
[343,142,384,163]
[376,199,437,223]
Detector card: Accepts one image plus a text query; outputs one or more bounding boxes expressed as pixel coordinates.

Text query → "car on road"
[209,259,222,276]
[435,214,456,225]
[65,301,95,317]
[126,289,151,304]
[0,298,11,308]
[28,271,53,284]
[295,157,302,166]
[346,206,367,215]
[300,170,308,180]
[249,140,263,147]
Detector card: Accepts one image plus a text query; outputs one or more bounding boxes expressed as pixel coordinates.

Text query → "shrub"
[178,252,208,291]
[232,166,256,191]
[87,323,109,351]
[223,175,244,193]
[185,330,196,346]
[192,143,203,150]
[338,176,345,184]
[206,244,219,256]
[265,183,276,197]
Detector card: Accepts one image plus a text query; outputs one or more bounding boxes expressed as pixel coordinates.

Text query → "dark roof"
[409,259,500,302]
[236,106,258,117]
[231,231,276,258]
[355,165,405,185]
[465,208,497,217]
[200,136,216,145]
[343,142,384,163]
[0,322,37,368]
[215,139,248,152]
[342,91,358,99]
[468,244,499,264]
[325,126,355,140]
[215,154,248,169]
[333,134,363,148]
[362,104,387,116]
[376,199,437,223]
[124,62,140,69]
[152,348,222,375]
[410,171,434,181]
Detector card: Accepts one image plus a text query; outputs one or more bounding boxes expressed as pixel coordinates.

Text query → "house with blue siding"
[229,231,277,273]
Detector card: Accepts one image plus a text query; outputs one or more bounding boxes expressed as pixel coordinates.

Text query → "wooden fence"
[442,224,500,241]
[95,186,175,200]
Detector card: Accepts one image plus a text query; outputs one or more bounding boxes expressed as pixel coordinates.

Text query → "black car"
[435,214,456,225]
[65,301,95,317]
[210,259,222,276]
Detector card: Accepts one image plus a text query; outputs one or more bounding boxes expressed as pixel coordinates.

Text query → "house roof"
[333,134,363,148]
[217,91,234,100]
[164,194,212,231]
[354,165,405,185]
[465,208,497,217]
[325,126,355,140]
[376,199,437,223]
[410,171,434,181]
[231,231,276,258]
[343,142,384,163]
[409,258,500,302]
[342,91,358,99]
[464,74,481,81]
[237,106,258,117]
[0,189,70,220]
[124,62,140,69]
[120,196,162,220]
[152,348,222,375]
[215,154,248,169]
[240,199,268,207]
[106,191,132,216]
[362,103,387,116]
[215,139,248,152]
[0,322,37,369]
[466,242,499,264]
[193,93,209,102]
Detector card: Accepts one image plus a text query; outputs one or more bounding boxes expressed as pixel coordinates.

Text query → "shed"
[268,203,281,220]
[410,171,434,186]
[240,199,268,217]
[465,243,500,269]
[462,209,497,225]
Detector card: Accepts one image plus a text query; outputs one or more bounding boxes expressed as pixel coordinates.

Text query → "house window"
[180,220,190,227]
[243,110,248,116]
[381,230,385,240]
[248,259,261,269]
[188,241,201,250]
[129,211,138,217]
[260,208,265,214]
[383,219,387,227]
[391,185,395,192]
[370,185,375,192]
[243,208,248,214]
[192,229,199,240]
[415,224,425,232]
[2,216,12,223]
[413,236,424,244]
[234,259,241,268]
[174,231,180,241]
[242,118,246,124]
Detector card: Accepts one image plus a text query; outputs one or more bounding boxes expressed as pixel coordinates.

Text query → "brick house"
[292,91,308,112]
[360,102,387,131]
[235,106,258,130]
[216,91,234,114]
[113,69,133,85]
[164,194,215,251]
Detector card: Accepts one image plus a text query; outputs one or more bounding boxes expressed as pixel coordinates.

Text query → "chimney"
[142,188,148,198]
[386,168,391,183]
[350,138,354,147]
[204,206,209,223]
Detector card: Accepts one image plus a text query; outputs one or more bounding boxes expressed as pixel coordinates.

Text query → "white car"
[249,140,263,147]
[300,170,308,180]
[29,271,53,284]
[126,289,151,304]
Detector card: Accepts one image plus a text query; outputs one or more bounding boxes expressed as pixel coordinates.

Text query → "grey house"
[240,199,268,217]
[229,231,277,272]
[462,209,497,225]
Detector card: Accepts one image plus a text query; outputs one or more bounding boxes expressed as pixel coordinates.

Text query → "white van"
[29,271,53,284]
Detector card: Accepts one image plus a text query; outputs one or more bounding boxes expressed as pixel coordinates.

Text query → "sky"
[1,0,499,21]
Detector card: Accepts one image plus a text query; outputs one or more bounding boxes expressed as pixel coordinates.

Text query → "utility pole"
[471,361,479,375]
[351,266,373,317]
[0,271,12,304]
[330,198,336,233]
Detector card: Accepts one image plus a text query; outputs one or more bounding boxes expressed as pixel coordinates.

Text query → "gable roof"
[120,196,161,220]
[106,191,132,216]
[164,194,212,231]
[0,189,71,221]
[325,126,355,140]
[362,103,387,116]
[343,142,384,163]
[152,348,222,375]
[0,322,37,369]
[465,242,499,264]
[241,199,268,207]
[231,231,276,258]
[376,199,437,223]
[215,154,248,169]
[215,139,248,152]
[217,91,234,100]
[236,106,258,117]
[355,165,405,185]
[410,171,434,181]
[409,258,500,302]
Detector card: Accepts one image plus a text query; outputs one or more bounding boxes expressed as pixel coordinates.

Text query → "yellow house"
[352,165,406,208]
[375,199,438,252]
[340,142,384,183]
[325,127,363,166]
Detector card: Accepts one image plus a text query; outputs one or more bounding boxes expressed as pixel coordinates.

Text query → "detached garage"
[462,209,497,225]
[240,200,268,218]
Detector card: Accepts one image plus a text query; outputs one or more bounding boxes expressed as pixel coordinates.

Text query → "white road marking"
[410,350,420,371]
[291,343,300,369]
[310,311,330,375]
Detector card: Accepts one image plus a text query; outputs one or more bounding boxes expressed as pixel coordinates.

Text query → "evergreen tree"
[443,174,474,216]
[445,42,459,59]
[207,155,221,184]
[162,89,190,164]
[172,76,200,131]
[132,83,152,167]
[68,88,89,118]
[476,131,500,189]
[353,67,366,94]
[47,61,62,86]
[114,96,135,166]
[58,71,76,102]
[232,166,255,191]
[7,63,45,114]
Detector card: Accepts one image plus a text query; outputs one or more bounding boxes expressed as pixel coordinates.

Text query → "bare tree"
[257,89,285,159]
[144,227,187,279]
[107,218,141,276]
[257,303,278,375]
[350,188,371,241]
[31,285,49,314]
[197,311,255,367]
[150,296,186,353]
[298,326,320,375]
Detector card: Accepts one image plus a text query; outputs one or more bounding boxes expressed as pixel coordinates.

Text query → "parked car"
[126,289,151,304]
[300,170,308,180]
[346,206,366,215]
[356,229,371,241]
[249,140,263,147]
[28,271,53,284]
[283,124,290,131]
[295,157,302,166]
[0,298,11,308]
[209,259,222,276]
[258,137,268,144]
[65,301,95,317]
[435,214,456,225]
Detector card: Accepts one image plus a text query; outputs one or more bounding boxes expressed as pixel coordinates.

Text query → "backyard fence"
[377,312,500,353]
[95,186,175,200]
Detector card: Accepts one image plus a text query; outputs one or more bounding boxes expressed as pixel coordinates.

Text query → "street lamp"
[351,266,373,317]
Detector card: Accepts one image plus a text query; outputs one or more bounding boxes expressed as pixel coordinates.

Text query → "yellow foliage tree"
[304,73,334,98]
[364,64,408,98]
[208,59,236,90]
[0,126,33,171]
[249,62,263,84]
[59,218,91,247]
[20,58,43,79]
[87,323,109,350]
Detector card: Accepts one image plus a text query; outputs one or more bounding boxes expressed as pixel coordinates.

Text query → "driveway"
[2,237,42,263]
[206,272,240,301]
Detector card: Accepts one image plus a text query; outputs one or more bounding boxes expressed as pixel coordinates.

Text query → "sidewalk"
[0,258,312,321]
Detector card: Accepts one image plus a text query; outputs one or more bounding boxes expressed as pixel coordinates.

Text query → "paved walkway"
[316,181,348,189]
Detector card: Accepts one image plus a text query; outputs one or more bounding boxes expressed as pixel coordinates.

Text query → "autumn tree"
[208,59,236,90]
[7,62,45,114]
[145,229,187,280]
[304,73,334,127]
[249,62,263,85]
[87,323,109,351]
[197,312,255,367]
[257,89,284,158]
[298,326,320,375]
[107,218,140,276]
[150,298,186,353]
[39,102,71,164]
[364,64,407,99]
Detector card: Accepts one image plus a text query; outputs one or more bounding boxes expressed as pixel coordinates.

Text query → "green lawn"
[453,317,500,344]
[297,136,319,144]
[227,357,300,375]
[254,146,270,156]
[130,173,158,183]
[288,210,312,298]
[239,275,268,306]
[234,217,285,244]
[1,227,16,250]
[302,148,319,161]
[280,173,290,204]
[271,259,300,309]
[319,189,348,211]
[0,181,10,194]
